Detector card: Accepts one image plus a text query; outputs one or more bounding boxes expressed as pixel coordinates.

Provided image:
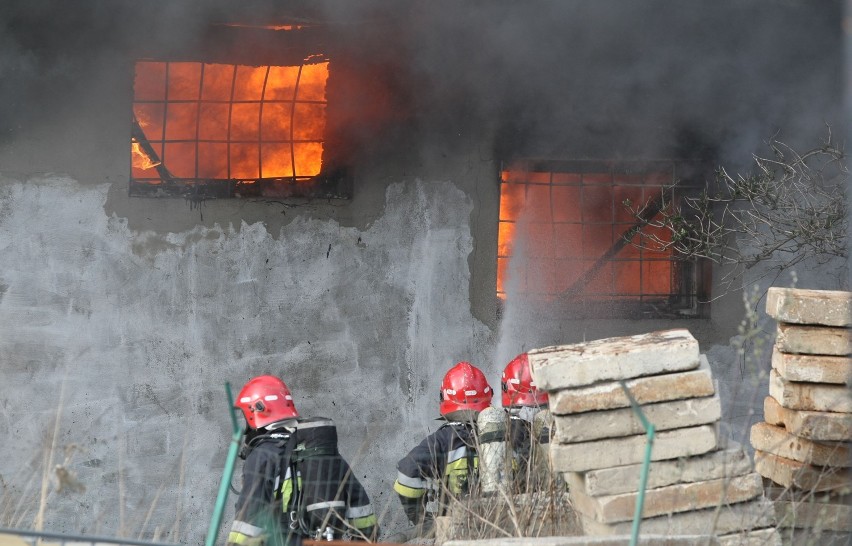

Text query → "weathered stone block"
[566,445,754,497]
[764,396,852,441]
[754,450,852,493]
[529,329,700,391]
[550,356,715,415]
[766,287,852,327]
[749,421,852,467]
[772,347,852,385]
[769,370,852,413]
[570,472,764,524]
[764,484,852,505]
[778,528,852,546]
[580,497,776,536]
[776,323,852,356]
[774,498,852,531]
[553,393,721,443]
[551,424,718,473]
[716,527,780,546]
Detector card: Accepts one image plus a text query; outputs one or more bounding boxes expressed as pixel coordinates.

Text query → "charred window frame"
[129,55,350,200]
[497,160,711,319]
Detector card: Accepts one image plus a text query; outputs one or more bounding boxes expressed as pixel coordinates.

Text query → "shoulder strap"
[275,432,300,499]
[282,431,299,468]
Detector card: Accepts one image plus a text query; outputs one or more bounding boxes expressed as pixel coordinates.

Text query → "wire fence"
[0,527,180,546]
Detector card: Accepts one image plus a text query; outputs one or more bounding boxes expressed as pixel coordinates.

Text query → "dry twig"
[624,130,847,295]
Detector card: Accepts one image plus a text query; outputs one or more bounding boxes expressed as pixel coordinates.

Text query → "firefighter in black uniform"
[501,352,552,490]
[392,361,494,528]
[227,375,378,546]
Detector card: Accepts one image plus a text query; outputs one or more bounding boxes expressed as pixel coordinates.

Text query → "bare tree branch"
[623,129,847,294]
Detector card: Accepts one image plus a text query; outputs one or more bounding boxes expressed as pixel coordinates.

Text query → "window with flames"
[497,161,709,317]
[130,57,340,199]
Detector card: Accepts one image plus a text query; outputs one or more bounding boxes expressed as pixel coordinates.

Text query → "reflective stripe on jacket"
[393,421,479,504]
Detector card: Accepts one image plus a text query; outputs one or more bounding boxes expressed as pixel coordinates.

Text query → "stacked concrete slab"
[750,287,852,545]
[529,329,778,546]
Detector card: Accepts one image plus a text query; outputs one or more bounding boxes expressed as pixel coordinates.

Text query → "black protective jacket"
[227,417,377,546]
[392,420,480,524]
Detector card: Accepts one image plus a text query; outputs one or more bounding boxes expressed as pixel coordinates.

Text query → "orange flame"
[497,168,675,301]
[223,23,306,31]
[132,60,329,182]
[131,140,161,170]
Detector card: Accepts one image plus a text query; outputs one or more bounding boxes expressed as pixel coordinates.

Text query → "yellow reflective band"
[445,455,478,495]
[227,531,250,545]
[281,478,292,509]
[350,514,378,529]
[279,474,302,511]
[393,480,426,498]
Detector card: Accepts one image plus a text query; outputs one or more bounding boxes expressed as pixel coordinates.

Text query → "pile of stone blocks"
[529,329,778,546]
[750,287,852,545]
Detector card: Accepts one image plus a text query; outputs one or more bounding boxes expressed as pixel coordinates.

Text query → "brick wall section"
[751,287,852,545]
[529,329,779,545]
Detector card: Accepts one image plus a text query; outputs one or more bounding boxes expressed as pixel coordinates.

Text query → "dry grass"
[419,419,582,543]
[0,389,187,544]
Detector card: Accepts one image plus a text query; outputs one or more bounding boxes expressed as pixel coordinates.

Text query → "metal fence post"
[618,380,656,546]
[205,383,244,546]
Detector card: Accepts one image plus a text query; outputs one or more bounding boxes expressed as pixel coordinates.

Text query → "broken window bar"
[131,115,175,183]
[226,63,238,180]
[194,62,204,186]
[559,190,668,300]
[289,63,304,182]
[258,65,272,180]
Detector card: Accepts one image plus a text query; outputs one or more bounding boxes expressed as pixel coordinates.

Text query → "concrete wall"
[0,1,846,543]
[0,171,497,540]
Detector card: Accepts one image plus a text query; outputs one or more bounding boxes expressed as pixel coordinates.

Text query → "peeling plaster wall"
[0,174,494,541]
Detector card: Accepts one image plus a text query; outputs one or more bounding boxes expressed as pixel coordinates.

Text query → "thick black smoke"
[0,0,843,170]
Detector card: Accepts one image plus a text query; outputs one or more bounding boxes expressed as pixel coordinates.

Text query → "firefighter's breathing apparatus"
[225,409,350,541]
[286,419,345,540]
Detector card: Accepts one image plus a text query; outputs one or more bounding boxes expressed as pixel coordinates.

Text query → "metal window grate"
[497,160,708,316]
[130,59,330,198]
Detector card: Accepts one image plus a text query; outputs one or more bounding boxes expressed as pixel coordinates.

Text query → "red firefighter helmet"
[235,375,299,429]
[439,361,493,416]
[501,353,548,408]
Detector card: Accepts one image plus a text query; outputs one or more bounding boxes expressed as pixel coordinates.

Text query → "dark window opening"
[497,160,710,318]
[130,57,349,199]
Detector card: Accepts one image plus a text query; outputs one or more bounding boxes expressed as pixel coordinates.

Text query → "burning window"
[497,161,708,317]
[130,57,340,199]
